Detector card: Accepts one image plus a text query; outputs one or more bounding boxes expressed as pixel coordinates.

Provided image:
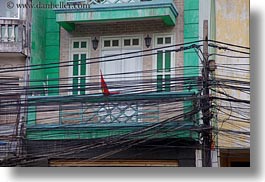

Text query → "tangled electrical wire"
[0,39,250,166]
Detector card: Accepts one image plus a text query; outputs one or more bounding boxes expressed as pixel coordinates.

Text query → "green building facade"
[26,0,201,167]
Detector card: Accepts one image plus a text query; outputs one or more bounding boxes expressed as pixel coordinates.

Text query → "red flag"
[100,70,120,96]
[100,70,110,96]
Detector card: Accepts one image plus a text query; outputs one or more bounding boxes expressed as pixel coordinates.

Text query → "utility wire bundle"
[0,40,250,166]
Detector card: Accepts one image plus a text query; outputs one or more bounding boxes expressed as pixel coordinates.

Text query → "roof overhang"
[54,0,178,31]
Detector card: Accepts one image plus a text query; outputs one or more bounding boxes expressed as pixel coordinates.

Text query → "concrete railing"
[0,21,20,42]
[0,19,28,54]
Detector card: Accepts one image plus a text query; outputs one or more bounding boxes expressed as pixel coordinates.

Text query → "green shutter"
[165,74,171,92]
[165,51,171,91]
[80,54,87,95]
[73,54,79,76]
[80,54,86,75]
[157,51,163,73]
[165,51,171,72]
[157,75,163,92]
[80,77,86,95]
[73,77,79,95]
[73,54,79,95]
[157,51,163,92]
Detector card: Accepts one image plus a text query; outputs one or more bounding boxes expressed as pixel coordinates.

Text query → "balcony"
[54,0,178,31]
[0,19,29,55]
[26,91,199,140]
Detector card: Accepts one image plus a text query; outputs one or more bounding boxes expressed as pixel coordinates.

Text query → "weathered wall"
[0,54,25,80]
[215,0,250,148]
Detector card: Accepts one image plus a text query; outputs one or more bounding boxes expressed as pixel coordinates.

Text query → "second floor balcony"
[0,19,29,55]
[54,0,178,31]
[26,91,200,141]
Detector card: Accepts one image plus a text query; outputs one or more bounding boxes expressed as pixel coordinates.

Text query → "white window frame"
[153,34,175,72]
[100,35,143,82]
[69,37,91,95]
[153,34,176,91]
[0,0,20,19]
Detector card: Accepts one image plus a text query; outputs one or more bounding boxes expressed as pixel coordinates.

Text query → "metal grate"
[60,101,159,124]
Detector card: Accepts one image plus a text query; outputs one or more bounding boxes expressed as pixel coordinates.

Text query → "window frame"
[101,35,142,50]
[69,38,91,95]
[100,35,143,82]
[153,34,175,92]
[122,37,142,48]
[101,37,122,50]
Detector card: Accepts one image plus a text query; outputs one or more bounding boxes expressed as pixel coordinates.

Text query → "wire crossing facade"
[0,0,250,167]
[25,0,202,167]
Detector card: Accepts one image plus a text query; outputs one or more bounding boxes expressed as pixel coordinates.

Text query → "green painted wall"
[30,0,47,91]
[31,0,60,96]
[184,0,199,77]
[29,0,60,127]
[183,0,199,123]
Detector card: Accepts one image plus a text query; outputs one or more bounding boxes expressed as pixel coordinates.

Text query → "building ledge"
[54,0,178,31]
[26,121,198,140]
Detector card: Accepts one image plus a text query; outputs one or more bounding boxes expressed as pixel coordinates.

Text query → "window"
[102,38,121,49]
[157,38,163,45]
[124,39,131,46]
[73,41,79,48]
[0,0,19,19]
[165,37,172,44]
[123,37,141,47]
[156,36,172,46]
[154,35,174,92]
[81,41,87,48]
[104,40,111,47]
[132,39,139,46]
[101,36,142,84]
[102,37,141,49]
[70,38,90,95]
[112,40,119,47]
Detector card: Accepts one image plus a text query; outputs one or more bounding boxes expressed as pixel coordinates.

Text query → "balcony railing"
[0,19,28,54]
[26,92,198,140]
[0,23,17,42]
[59,100,159,124]
[28,91,197,125]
